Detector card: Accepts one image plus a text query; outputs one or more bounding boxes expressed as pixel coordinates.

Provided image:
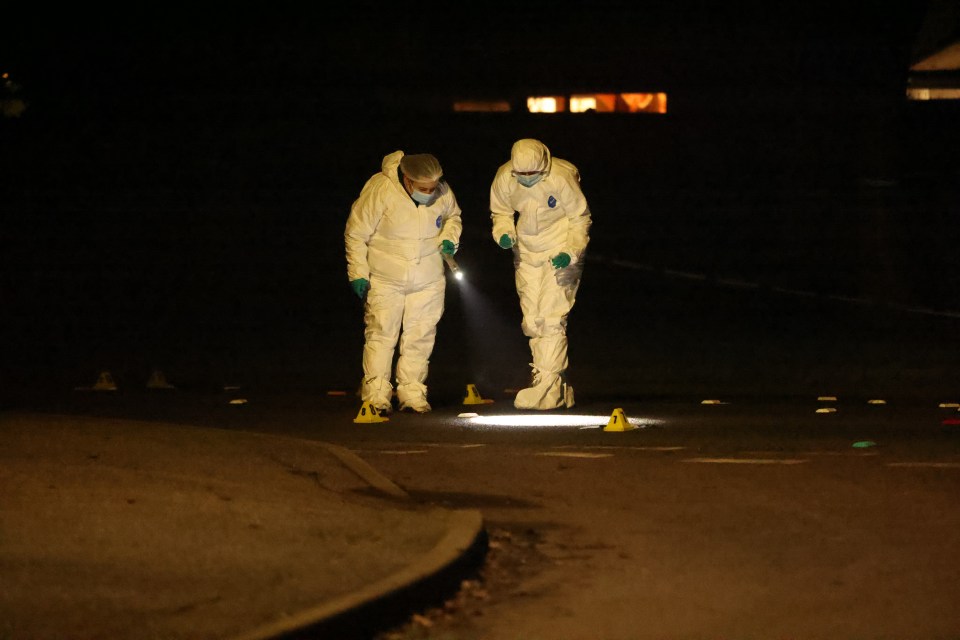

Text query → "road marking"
[536,452,614,459]
[599,446,685,452]
[800,450,879,456]
[424,443,487,449]
[374,450,430,455]
[663,268,708,281]
[886,462,960,469]
[684,457,808,465]
[716,277,759,289]
[555,445,686,452]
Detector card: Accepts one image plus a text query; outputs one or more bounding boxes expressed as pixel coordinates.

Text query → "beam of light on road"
[458,414,662,429]
[448,254,530,401]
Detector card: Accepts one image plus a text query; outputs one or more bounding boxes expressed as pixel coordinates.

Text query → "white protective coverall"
[345,150,463,411]
[490,139,591,410]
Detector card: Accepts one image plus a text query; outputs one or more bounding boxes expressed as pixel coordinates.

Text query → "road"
[9,275,960,640]
[10,382,960,639]
[362,402,960,640]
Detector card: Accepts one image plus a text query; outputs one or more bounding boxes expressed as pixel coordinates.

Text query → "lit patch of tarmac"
[457,414,662,429]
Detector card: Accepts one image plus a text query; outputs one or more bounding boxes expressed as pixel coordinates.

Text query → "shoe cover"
[362,376,393,409]
[399,398,432,413]
[514,376,575,410]
[564,383,575,408]
[396,381,427,404]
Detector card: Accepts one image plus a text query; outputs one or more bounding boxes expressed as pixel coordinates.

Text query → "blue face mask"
[516,173,544,188]
[411,190,435,205]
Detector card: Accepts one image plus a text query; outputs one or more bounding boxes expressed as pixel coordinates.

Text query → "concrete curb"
[227,508,487,640]
[225,440,488,640]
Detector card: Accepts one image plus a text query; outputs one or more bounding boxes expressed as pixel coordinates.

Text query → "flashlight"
[442,253,464,281]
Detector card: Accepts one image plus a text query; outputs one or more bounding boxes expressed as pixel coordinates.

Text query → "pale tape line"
[585,445,686,451]
[794,451,879,456]
[570,445,686,451]
[684,457,808,465]
[886,462,960,469]
[423,443,487,449]
[375,450,431,455]
[535,452,615,459]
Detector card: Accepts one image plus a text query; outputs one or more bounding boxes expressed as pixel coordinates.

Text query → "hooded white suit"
[490,139,591,410]
[345,150,463,411]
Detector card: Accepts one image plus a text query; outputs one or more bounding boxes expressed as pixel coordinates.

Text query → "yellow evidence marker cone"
[354,401,390,423]
[146,369,175,389]
[463,383,495,405]
[93,371,118,391]
[604,407,637,432]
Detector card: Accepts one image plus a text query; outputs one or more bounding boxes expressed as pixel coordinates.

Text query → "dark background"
[2,3,958,399]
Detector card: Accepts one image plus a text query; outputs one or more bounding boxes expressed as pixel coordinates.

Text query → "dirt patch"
[376,524,553,640]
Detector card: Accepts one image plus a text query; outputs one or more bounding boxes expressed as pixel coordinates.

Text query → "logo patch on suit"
[436,215,442,228]
[548,195,557,208]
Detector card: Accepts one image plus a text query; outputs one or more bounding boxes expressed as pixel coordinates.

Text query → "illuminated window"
[527,96,566,113]
[453,100,512,112]
[451,92,669,114]
[618,92,668,113]
[527,92,667,114]
[906,87,960,100]
[571,93,616,112]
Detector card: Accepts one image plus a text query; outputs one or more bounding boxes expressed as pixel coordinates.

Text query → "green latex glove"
[440,240,456,255]
[350,278,370,299]
[551,252,571,269]
[498,234,515,249]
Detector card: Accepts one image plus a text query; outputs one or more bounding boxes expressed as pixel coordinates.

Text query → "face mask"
[517,173,544,188]
[411,189,435,205]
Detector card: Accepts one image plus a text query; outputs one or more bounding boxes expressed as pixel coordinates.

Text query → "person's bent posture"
[345,151,463,414]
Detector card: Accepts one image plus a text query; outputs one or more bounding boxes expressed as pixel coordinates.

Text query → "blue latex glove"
[498,234,515,249]
[551,252,571,269]
[350,278,370,299]
[440,240,456,255]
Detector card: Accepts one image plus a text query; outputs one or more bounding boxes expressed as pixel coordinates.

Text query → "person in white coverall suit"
[345,151,463,414]
[490,139,591,410]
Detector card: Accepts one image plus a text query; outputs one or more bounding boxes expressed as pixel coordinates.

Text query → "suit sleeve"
[344,180,384,282]
[561,172,591,265]
[489,170,516,244]
[438,184,463,249]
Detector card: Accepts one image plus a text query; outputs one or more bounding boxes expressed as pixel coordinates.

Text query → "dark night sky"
[5,2,930,114]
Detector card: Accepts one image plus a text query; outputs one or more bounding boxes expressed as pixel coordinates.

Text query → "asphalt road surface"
[6,260,960,639]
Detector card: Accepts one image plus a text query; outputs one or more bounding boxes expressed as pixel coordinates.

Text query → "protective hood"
[381,150,406,185]
[511,138,552,174]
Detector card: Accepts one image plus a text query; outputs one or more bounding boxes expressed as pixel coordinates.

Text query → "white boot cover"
[514,335,575,410]
[514,375,575,410]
